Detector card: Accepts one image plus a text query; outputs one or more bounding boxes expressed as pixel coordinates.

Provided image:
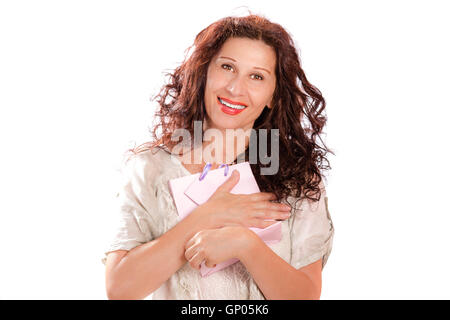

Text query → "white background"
[1,0,449,299]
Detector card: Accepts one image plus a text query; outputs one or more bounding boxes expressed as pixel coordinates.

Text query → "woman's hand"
[193,170,292,229]
[184,226,257,269]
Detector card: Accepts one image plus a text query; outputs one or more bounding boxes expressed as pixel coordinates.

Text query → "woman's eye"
[251,74,264,81]
[221,64,263,80]
[221,64,233,71]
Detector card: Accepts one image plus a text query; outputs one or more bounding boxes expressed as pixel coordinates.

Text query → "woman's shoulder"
[120,145,174,183]
[124,145,170,163]
[285,178,328,212]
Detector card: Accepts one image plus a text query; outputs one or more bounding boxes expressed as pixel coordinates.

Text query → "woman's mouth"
[217,97,247,115]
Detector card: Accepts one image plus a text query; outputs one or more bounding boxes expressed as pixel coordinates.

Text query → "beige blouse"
[102,147,334,299]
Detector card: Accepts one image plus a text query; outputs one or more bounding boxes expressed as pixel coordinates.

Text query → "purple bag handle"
[199,163,229,181]
[219,163,229,176]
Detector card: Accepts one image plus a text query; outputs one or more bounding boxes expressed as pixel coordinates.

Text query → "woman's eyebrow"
[218,56,271,75]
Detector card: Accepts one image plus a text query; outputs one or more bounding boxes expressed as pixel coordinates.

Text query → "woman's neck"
[175,129,251,173]
[202,128,251,165]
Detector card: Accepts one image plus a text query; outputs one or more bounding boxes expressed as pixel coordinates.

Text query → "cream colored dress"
[102,147,334,300]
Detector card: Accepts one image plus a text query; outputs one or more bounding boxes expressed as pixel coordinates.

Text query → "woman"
[103,14,334,300]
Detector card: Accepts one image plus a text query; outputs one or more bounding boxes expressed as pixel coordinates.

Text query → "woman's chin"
[207,119,244,131]
[205,110,252,131]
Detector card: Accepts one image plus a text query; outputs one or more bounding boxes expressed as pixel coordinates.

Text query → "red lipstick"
[217,96,247,116]
[219,97,248,107]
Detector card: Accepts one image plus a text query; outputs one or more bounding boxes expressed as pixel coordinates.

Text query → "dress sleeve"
[288,180,334,270]
[101,153,157,265]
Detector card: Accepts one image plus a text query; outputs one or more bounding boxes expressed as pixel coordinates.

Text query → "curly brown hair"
[127,14,334,204]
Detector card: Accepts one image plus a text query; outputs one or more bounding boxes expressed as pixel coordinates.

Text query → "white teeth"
[219,98,246,110]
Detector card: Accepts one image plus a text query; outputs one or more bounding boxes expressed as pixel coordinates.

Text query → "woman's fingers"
[248,192,277,202]
[188,250,204,270]
[250,201,291,213]
[242,204,291,228]
[205,186,293,229]
[186,245,216,269]
[249,219,279,229]
[204,260,216,268]
[249,209,287,219]
[184,243,196,261]
[185,238,194,251]
[214,170,240,193]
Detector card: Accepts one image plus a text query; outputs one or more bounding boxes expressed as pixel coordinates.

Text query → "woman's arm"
[105,169,290,300]
[184,226,322,300]
[239,231,323,300]
[105,208,210,300]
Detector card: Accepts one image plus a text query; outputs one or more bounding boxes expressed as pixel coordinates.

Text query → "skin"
[105,170,292,300]
[203,37,276,132]
[184,169,323,300]
[184,37,323,299]
[105,37,322,300]
[181,37,277,170]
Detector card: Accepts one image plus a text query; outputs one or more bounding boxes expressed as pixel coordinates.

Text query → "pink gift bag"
[168,161,282,277]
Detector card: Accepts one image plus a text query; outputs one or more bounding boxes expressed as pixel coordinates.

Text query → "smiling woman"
[204,37,276,129]
[102,14,335,300]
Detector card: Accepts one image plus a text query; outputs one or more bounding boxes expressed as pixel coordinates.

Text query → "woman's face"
[204,37,277,132]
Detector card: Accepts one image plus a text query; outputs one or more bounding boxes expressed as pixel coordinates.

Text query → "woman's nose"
[225,75,246,96]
